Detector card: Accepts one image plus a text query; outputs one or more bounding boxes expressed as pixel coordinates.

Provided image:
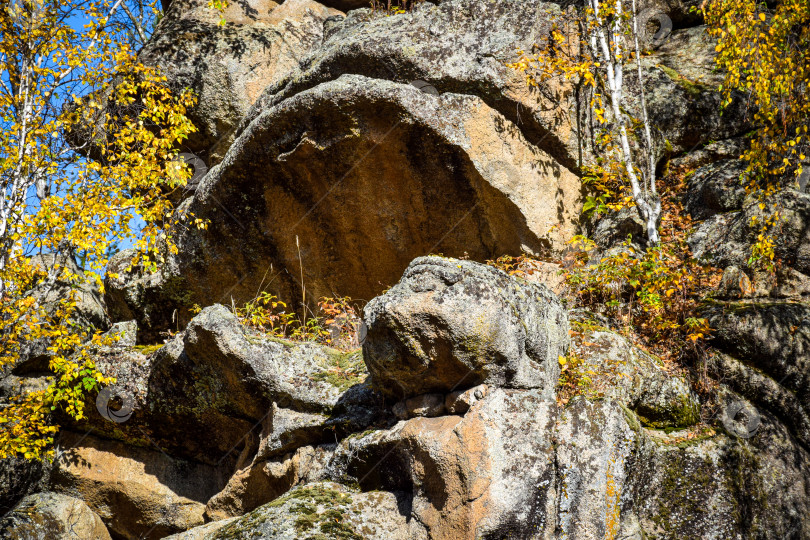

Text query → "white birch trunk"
[586,0,661,244]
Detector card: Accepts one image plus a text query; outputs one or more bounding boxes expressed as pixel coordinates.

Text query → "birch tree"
[511,0,662,244]
[0,0,197,459]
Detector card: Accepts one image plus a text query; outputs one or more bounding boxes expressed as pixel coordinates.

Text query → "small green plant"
[230,294,364,350]
[557,351,600,404]
[207,0,228,25]
[557,320,633,405]
[580,165,635,219]
[370,0,422,15]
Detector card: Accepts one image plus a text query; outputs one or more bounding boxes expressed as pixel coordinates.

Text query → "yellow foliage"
[207,0,228,25]
[0,0,198,459]
[703,0,810,268]
[563,176,721,367]
[370,0,423,14]
[507,2,660,240]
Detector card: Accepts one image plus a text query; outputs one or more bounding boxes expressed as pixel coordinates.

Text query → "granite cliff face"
[2,0,809,539]
[110,0,756,331]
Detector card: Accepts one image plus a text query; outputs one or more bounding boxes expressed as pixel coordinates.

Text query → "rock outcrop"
[363,256,568,399]
[50,431,224,539]
[68,304,381,466]
[170,482,423,540]
[690,189,810,277]
[104,249,189,344]
[6,256,810,538]
[566,315,701,429]
[701,300,810,449]
[122,0,591,330]
[105,0,756,340]
[169,73,582,315]
[4,0,810,537]
[0,492,112,540]
[324,387,559,539]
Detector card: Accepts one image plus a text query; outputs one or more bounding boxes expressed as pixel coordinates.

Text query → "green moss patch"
[276,484,362,539]
[310,351,367,391]
[131,344,163,355]
[268,483,354,509]
[214,484,364,539]
[658,64,706,97]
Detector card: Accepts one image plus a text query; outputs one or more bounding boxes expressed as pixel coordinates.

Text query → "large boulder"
[683,159,748,221]
[64,305,380,466]
[690,190,810,276]
[128,0,589,326]
[171,481,424,539]
[362,257,569,399]
[700,300,810,448]
[104,248,190,344]
[324,387,558,539]
[167,73,582,314]
[110,1,751,336]
[630,26,749,156]
[566,314,701,429]
[627,392,810,539]
[50,431,223,540]
[0,492,112,540]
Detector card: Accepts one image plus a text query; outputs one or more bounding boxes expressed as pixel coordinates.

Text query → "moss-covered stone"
[209,482,407,540]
